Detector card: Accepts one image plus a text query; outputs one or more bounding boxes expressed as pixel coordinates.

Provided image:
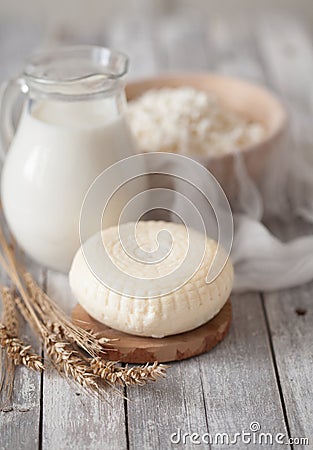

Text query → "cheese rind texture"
[69,221,233,337]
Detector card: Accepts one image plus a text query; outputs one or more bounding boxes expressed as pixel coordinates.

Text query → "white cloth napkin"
[231,136,313,292]
[232,214,313,292]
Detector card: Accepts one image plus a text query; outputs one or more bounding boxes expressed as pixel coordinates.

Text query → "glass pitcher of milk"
[0,46,140,272]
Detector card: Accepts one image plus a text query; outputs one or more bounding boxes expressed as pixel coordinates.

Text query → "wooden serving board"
[72,299,231,363]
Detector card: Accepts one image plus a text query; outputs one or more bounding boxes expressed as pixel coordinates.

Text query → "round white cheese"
[69,221,233,337]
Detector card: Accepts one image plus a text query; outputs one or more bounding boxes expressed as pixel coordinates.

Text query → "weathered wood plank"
[0,261,43,450]
[199,293,290,450]
[41,272,127,450]
[206,16,266,83]
[126,294,291,450]
[107,11,210,450]
[191,15,291,447]
[257,16,313,221]
[257,16,313,110]
[126,357,209,450]
[106,13,159,79]
[125,12,290,450]
[0,19,43,446]
[106,15,209,450]
[0,330,41,450]
[263,285,313,445]
[0,20,44,450]
[0,20,41,83]
[156,11,210,71]
[35,16,160,449]
[258,19,313,444]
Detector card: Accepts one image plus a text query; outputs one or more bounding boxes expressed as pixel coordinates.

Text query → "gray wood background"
[0,4,313,449]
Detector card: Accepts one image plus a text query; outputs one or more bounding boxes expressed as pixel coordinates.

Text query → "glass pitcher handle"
[0,77,26,161]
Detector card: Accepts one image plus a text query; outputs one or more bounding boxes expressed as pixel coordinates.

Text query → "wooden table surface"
[0,8,313,450]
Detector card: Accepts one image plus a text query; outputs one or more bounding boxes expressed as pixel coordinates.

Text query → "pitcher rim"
[23,45,129,85]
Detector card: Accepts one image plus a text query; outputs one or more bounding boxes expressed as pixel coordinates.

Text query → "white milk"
[1,99,139,272]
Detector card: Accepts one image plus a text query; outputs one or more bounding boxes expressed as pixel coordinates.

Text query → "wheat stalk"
[23,272,110,357]
[14,297,102,394]
[90,358,168,386]
[0,288,17,404]
[0,323,44,372]
[0,219,167,398]
[14,296,102,391]
[0,232,102,396]
[44,334,99,389]
[1,287,18,334]
[14,296,41,335]
[0,289,43,405]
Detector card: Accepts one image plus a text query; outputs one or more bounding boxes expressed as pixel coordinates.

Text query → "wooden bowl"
[126,73,287,198]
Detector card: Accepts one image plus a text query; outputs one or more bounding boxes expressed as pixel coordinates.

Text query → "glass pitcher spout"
[22,46,129,100]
